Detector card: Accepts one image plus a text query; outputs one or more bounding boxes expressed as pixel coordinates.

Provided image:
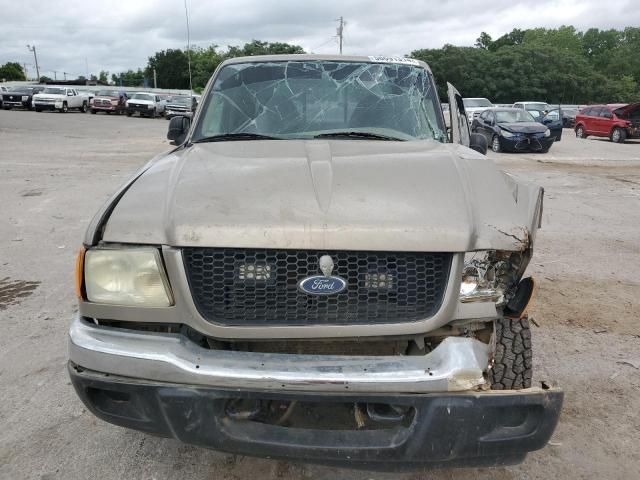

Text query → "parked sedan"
[471,108,555,153]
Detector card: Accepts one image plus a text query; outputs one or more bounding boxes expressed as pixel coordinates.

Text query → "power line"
[310,37,337,52]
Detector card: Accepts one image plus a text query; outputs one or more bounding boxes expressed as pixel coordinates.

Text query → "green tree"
[146,48,190,89]
[111,69,146,87]
[225,40,305,57]
[475,32,493,50]
[98,70,109,83]
[490,29,526,51]
[0,62,27,81]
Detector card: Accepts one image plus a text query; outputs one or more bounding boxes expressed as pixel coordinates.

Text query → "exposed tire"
[489,317,532,390]
[575,125,586,138]
[90,109,97,114]
[491,135,501,153]
[126,112,133,117]
[35,108,42,112]
[80,101,88,113]
[611,127,627,143]
[151,108,157,118]
[60,102,68,113]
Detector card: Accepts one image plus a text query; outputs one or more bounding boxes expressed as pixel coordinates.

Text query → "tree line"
[412,26,640,104]
[3,27,639,104]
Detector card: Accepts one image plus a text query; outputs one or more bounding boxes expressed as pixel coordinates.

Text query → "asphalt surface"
[0,109,639,479]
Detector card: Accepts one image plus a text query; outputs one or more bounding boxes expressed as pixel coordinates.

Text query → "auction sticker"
[368,56,420,66]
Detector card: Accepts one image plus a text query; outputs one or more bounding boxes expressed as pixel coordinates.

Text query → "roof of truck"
[219,54,431,72]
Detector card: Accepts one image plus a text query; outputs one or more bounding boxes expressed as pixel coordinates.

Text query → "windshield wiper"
[193,133,282,143]
[314,131,404,141]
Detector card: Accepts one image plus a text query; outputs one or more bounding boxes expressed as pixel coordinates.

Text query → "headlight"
[22,95,29,101]
[544,129,551,137]
[84,248,173,306]
[501,130,515,138]
[459,251,520,303]
[147,104,154,109]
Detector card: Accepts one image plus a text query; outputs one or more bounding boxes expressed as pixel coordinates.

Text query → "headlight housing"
[84,248,173,307]
[459,251,522,303]
[501,130,515,138]
[544,128,551,137]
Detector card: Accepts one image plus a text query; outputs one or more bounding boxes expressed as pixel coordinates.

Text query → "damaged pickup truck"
[68,54,562,470]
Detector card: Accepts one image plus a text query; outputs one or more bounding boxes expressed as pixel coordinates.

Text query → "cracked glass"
[193,61,446,142]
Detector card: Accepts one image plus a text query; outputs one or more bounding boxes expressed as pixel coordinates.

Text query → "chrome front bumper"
[69,316,490,394]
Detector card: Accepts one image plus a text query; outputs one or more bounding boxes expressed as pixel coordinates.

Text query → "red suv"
[574,103,640,143]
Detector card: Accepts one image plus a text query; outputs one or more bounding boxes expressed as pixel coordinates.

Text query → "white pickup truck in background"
[32,87,89,113]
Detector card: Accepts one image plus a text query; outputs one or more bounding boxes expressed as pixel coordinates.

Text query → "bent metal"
[68,54,562,471]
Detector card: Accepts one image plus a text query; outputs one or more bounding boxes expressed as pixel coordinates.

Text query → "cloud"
[0,0,637,80]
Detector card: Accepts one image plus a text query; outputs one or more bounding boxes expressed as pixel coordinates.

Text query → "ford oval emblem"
[298,275,347,295]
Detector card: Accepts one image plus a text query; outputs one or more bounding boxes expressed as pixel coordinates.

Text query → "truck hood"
[101,140,542,252]
[34,94,64,100]
[128,99,154,105]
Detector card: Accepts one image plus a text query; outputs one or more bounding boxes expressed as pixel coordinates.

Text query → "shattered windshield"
[193,61,446,142]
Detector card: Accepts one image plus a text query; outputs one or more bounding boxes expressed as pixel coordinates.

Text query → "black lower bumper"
[69,364,562,471]
[501,136,555,152]
[127,106,155,116]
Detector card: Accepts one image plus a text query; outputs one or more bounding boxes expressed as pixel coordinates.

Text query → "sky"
[1,0,638,81]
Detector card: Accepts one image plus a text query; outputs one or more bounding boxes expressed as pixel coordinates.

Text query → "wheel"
[489,317,532,390]
[491,135,501,153]
[540,145,551,153]
[611,127,627,143]
[35,108,42,112]
[60,102,68,113]
[151,108,157,118]
[126,112,132,117]
[575,125,586,138]
[90,109,96,114]
[80,101,87,113]
[106,111,112,115]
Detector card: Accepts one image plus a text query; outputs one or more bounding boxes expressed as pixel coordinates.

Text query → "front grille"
[183,248,452,326]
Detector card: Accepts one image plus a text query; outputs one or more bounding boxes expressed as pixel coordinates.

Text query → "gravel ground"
[0,109,638,480]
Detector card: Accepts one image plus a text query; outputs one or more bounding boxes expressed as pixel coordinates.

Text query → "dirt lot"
[0,110,639,480]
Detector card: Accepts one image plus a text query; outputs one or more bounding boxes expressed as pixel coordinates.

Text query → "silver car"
[69,54,562,470]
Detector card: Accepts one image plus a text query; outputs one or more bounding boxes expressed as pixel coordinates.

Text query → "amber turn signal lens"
[75,247,86,299]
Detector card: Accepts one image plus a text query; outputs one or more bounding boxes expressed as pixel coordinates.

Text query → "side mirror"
[67,91,74,96]
[469,133,488,155]
[167,115,190,144]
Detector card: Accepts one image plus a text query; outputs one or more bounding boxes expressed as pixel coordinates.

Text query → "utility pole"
[153,68,157,88]
[336,17,345,54]
[53,71,57,81]
[23,63,28,80]
[26,45,40,81]
[63,72,68,81]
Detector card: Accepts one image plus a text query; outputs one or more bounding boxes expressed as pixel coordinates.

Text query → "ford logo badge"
[298,275,347,295]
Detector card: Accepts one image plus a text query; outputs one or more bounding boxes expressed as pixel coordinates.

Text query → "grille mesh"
[182,248,452,326]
